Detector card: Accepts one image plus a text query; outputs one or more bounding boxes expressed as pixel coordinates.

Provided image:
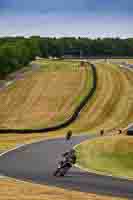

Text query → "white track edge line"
[0,144,27,157]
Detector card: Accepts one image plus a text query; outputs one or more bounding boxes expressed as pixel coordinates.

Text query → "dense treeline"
[0,36,133,78]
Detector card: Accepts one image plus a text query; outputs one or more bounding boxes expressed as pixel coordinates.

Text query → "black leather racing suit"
[62,150,76,167]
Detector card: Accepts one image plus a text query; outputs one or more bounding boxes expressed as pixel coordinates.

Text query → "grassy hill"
[1,60,133,133]
[0,60,92,129]
[67,62,133,133]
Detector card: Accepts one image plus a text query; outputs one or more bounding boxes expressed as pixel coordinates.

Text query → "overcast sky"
[0,0,132,38]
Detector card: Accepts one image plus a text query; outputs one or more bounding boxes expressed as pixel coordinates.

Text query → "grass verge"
[75,136,133,179]
[0,130,66,151]
[0,177,126,200]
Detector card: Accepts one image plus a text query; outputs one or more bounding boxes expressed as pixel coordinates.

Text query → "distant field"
[76,136,133,179]
[0,60,92,129]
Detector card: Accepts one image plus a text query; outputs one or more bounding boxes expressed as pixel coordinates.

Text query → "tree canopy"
[0,36,133,78]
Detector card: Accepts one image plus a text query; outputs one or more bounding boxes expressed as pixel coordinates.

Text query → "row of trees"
[0,36,133,78]
[0,37,41,78]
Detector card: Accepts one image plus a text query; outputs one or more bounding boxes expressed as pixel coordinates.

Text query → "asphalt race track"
[0,135,133,199]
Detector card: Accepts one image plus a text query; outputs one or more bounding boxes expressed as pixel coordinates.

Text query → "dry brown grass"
[0,132,64,151]
[0,178,126,200]
[0,61,90,129]
[66,62,133,133]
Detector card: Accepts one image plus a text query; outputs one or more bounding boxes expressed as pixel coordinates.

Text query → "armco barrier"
[0,63,97,134]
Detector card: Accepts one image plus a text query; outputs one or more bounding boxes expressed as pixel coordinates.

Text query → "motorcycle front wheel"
[53,168,61,176]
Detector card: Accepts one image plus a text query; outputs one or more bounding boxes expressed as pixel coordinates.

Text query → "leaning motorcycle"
[53,161,72,177]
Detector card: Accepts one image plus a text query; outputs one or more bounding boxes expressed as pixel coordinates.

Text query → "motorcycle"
[53,160,72,177]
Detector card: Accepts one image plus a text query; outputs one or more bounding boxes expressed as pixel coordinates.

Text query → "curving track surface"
[0,135,133,199]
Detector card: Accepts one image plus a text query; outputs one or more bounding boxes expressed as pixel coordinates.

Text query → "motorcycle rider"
[62,149,77,167]
[66,130,72,141]
[54,149,77,177]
